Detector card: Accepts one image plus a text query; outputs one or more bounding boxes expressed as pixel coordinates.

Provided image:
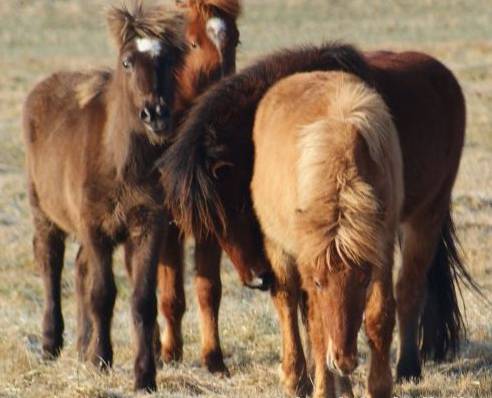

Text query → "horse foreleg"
[364,260,395,398]
[335,376,354,398]
[157,223,185,363]
[127,215,165,391]
[306,293,336,398]
[266,241,310,397]
[75,246,92,360]
[33,208,66,359]
[85,230,116,371]
[300,290,351,397]
[195,235,228,375]
[125,241,163,368]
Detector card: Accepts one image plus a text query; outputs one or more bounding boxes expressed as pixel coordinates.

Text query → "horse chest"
[101,182,162,242]
[79,177,151,240]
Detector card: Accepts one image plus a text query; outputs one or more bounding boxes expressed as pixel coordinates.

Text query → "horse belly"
[29,148,82,235]
[369,54,465,221]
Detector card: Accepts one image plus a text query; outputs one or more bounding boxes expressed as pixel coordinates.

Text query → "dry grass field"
[0,0,491,397]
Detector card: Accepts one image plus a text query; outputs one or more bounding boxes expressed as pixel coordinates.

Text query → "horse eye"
[314,278,322,290]
[122,59,131,69]
[190,41,198,49]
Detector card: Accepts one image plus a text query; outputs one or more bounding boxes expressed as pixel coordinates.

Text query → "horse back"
[23,71,108,234]
[366,51,466,219]
[252,71,402,262]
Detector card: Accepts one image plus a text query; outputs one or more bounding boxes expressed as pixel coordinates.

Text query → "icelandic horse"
[124,0,248,375]
[23,3,186,391]
[158,43,479,396]
[251,71,403,397]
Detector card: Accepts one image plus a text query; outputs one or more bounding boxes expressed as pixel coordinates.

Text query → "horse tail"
[296,72,402,271]
[419,210,483,361]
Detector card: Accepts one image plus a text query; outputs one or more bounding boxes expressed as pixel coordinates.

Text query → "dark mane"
[158,42,373,238]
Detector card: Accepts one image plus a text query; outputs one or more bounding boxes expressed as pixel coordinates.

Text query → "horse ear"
[211,160,233,179]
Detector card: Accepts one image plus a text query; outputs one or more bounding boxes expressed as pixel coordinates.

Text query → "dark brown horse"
[23,3,186,391]
[159,43,480,395]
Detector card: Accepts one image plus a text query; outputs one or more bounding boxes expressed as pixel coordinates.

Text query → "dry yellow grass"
[0,0,491,397]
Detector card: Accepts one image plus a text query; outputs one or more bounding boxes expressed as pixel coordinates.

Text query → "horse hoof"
[162,345,183,364]
[245,271,275,291]
[41,348,62,361]
[155,356,164,370]
[90,350,113,372]
[366,386,392,398]
[42,339,63,360]
[77,348,89,363]
[203,351,230,377]
[396,359,422,383]
[134,375,157,392]
[335,375,354,398]
[278,365,312,397]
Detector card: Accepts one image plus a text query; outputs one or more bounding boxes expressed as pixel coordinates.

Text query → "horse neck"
[103,80,161,182]
[174,59,223,120]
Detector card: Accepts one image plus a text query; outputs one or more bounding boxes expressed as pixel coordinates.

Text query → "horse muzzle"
[140,104,172,138]
[326,343,358,377]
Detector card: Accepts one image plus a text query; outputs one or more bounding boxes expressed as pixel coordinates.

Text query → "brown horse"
[23,3,186,391]
[251,71,403,397]
[159,43,479,395]
[151,0,246,375]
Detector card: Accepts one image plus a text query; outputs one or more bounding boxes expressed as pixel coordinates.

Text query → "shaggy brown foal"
[251,71,403,397]
[23,4,185,391]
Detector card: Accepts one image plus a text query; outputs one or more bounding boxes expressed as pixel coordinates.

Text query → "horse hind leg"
[157,223,186,364]
[194,235,229,375]
[32,204,66,359]
[396,217,439,381]
[396,204,467,381]
[419,210,479,363]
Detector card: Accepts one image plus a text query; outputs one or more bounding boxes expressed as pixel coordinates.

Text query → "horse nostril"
[140,107,152,123]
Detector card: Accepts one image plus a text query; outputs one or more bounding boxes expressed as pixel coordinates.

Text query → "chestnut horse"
[152,0,246,375]
[251,71,403,397]
[23,4,186,391]
[159,43,479,395]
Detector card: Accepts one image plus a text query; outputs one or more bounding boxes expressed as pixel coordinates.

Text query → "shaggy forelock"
[107,1,186,51]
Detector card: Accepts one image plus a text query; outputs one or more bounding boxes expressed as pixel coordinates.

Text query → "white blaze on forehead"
[135,37,162,57]
[206,17,227,48]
